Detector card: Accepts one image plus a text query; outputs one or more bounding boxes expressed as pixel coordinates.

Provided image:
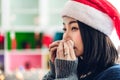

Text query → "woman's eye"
[72,27,78,31]
[63,28,66,32]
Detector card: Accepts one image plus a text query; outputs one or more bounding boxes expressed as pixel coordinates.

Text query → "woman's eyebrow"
[63,23,65,25]
[69,21,77,25]
[63,20,77,25]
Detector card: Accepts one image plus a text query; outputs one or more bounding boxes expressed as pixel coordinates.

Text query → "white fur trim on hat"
[61,1,114,36]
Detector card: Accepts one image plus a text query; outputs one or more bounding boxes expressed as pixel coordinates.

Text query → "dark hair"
[77,21,118,77]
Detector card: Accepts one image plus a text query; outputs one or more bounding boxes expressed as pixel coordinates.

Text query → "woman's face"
[62,16,84,57]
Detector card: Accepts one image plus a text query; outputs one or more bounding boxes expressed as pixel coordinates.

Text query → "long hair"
[77,21,118,77]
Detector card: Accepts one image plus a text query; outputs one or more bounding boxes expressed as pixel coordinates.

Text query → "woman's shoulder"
[94,64,120,80]
[106,64,120,71]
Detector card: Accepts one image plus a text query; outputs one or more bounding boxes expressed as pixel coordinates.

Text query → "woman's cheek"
[73,33,82,43]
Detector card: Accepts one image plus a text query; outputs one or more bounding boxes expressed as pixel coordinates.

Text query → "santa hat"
[61,0,120,39]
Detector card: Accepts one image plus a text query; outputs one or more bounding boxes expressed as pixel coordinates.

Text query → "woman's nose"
[63,32,71,41]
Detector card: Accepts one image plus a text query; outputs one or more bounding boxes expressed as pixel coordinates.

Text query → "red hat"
[61,0,120,39]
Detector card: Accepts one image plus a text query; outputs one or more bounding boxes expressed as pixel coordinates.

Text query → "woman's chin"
[75,52,83,57]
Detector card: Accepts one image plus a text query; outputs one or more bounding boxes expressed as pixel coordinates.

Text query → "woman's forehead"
[62,16,77,24]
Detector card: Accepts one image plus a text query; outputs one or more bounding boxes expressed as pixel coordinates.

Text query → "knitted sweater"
[42,59,120,80]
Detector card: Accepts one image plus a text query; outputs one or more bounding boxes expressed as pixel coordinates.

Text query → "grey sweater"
[42,59,120,80]
[42,58,78,80]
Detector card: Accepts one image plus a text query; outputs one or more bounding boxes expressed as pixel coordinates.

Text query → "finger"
[64,42,70,59]
[49,41,60,50]
[49,46,57,54]
[67,40,76,60]
[56,41,64,59]
[49,46,57,62]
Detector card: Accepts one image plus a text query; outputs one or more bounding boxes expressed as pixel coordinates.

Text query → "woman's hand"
[55,40,78,78]
[49,41,60,63]
[56,40,76,60]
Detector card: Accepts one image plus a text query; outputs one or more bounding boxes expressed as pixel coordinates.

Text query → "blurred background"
[0,0,120,80]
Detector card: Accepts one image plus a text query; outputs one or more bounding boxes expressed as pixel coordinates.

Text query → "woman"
[42,0,120,80]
